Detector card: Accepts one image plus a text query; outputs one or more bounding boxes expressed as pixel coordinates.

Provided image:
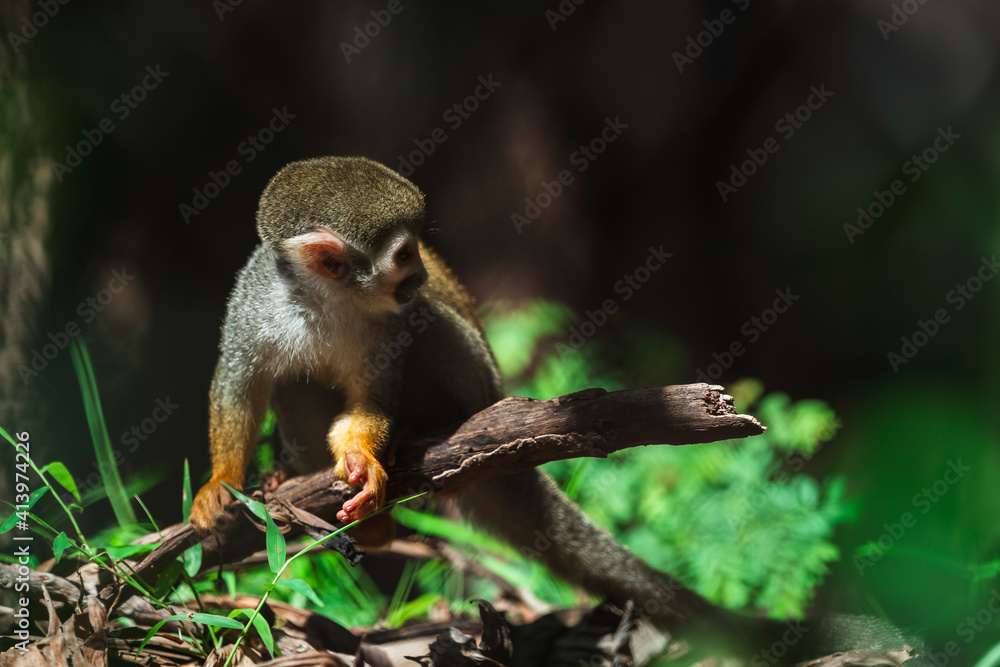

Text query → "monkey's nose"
[393,269,427,305]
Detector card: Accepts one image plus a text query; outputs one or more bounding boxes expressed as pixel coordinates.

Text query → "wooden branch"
[107,383,762,604]
[0,564,81,610]
[0,564,81,631]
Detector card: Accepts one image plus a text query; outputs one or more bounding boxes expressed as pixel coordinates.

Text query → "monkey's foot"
[189,479,238,535]
[262,468,290,493]
[335,449,387,523]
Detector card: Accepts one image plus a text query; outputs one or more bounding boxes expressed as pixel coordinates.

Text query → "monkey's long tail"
[455,468,740,630]
[456,469,929,663]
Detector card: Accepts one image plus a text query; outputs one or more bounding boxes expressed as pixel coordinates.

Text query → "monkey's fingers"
[337,457,387,523]
[338,487,379,523]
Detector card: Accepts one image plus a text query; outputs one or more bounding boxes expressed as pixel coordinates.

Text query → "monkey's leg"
[189,365,270,535]
[329,398,391,524]
[271,380,394,546]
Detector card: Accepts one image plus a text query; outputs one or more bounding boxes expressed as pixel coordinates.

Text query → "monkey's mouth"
[393,271,427,305]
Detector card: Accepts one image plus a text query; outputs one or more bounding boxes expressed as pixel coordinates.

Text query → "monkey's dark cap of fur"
[256,156,426,251]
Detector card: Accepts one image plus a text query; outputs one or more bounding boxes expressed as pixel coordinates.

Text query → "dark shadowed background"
[3,0,1000,653]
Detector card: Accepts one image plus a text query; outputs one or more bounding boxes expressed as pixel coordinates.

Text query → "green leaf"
[275,578,323,606]
[232,609,275,657]
[53,532,71,562]
[70,339,136,526]
[105,543,155,559]
[41,462,80,502]
[28,487,49,507]
[135,612,244,658]
[153,560,185,599]
[222,483,267,520]
[182,459,194,521]
[183,543,203,577]
[0,512,19,534]
[0,489,46,534]
[185,612,245,628]
[265,513,286,573]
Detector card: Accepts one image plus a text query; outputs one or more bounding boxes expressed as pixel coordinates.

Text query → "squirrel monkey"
[189,156,502,531]
[188,156,714,623]
[189,157,923,659]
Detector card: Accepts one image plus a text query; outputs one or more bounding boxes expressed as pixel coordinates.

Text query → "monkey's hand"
[329,403,391,523]
[189,478,239,535]
[334,447,388,523]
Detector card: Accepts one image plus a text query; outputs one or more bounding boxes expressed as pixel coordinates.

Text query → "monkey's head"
[257,156,429,313]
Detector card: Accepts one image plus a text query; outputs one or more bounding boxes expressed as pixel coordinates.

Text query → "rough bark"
[113,383,761,604]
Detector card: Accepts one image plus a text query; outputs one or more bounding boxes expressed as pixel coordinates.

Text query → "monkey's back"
[395,242,502,431]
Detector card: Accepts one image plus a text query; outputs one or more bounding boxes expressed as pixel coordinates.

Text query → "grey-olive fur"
[257,156,425,253]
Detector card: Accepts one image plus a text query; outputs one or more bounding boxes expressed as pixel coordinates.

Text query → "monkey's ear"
[287,230,349,280]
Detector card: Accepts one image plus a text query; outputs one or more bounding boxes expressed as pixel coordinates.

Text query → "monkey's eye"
[395,245,412,263]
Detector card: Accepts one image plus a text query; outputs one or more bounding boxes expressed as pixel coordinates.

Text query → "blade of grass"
[265,512,286,574]
[135,494,161,537]
[135,612,243,659]
[180,461,202,576]
[182,459,194,520]
[1,487,48,533]
[52,532,72,562]
[386,559,420,628]
[972,640,1000,667]
[220,491,427,667]
[231,609,275,658]
[69,339,136,526]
